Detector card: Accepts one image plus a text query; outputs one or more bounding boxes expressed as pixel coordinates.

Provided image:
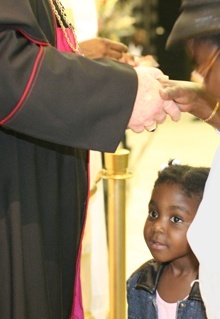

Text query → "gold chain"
[49,0,81,53]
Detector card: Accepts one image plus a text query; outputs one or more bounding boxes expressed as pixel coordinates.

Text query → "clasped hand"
[127,67,181,133]
[79,37,182,133]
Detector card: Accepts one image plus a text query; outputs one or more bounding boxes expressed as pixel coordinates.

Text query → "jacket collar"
[135,260,202,301]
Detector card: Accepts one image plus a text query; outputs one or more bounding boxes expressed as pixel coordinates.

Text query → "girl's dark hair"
[154,160,210,200]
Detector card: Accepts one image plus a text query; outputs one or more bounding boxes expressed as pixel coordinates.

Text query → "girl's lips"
[149,240,167,250]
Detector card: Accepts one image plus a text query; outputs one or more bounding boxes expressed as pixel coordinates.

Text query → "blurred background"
[97,0,192,80]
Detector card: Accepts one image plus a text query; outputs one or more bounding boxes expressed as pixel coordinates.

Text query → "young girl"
[127,160,209,319]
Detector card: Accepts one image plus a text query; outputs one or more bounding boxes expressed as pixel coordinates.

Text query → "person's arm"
[0,29,137,152]
[0,29,180,152]
[159,79,220,130]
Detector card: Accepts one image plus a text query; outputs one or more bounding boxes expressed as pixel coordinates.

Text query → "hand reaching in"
[79,37,128,60]
[159,79,205,111]
[159,79,218,122]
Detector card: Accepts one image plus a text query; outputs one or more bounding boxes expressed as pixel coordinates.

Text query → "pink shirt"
[156,291,177,319]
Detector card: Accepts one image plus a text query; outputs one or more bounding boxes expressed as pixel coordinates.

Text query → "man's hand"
[127,67,181,132]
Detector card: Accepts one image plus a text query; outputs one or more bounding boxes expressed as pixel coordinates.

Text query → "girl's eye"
[170,216,183,224]
[148,210,158,219]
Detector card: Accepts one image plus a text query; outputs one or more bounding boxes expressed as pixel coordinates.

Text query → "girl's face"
[144,183,199,264]
[188,39,220,99]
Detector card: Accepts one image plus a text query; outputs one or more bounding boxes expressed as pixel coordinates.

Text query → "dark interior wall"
[155,0,192,80]
[119,0,192,80]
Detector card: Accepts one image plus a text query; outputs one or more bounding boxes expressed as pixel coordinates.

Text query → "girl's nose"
[152,219,165,233]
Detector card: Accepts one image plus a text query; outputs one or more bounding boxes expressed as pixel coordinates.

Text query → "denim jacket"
[127,259,207,319]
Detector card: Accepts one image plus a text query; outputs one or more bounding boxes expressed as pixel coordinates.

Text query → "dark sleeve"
[0,30,138,152]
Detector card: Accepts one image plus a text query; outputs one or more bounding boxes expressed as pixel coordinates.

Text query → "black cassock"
[0,0,138,318]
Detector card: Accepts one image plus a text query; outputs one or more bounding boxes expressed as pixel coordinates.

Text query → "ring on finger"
[144,122,157,132]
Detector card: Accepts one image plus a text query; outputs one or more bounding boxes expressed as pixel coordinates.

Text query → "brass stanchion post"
[102,148,132,319]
